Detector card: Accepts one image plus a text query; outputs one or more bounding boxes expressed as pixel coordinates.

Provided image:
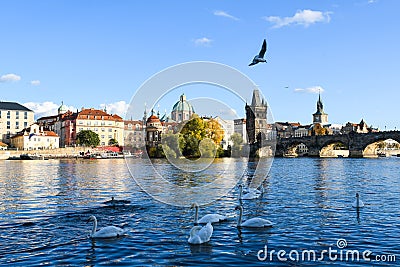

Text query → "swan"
[238,184,261,200]
[188,222,213,244]
[235,205,273,228]
[87,215,125,238]
[103,196,131,206]
[192,203,226,224]
[352,193,365,208]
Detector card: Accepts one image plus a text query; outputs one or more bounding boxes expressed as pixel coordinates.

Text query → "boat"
[19,154,45,160]
[337,155,344,158]
[377,152,387,157]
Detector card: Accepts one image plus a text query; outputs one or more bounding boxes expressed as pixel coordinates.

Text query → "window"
[7,111,10,119]
[101,135,105,139]
[24,112,27,119]
[7,121,10,129]
[0,110,1,118]
[108,128,112,132]
[24,122,28,128]
[101,128,105,132]
[108,135,112,139]
[15,121,19,129]
[136,124,140,130]
[16,111,19,119]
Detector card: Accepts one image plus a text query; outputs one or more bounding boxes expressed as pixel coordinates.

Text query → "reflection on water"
[0,157,399,266]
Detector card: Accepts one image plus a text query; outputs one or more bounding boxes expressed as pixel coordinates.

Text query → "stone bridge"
[255,131,400,158]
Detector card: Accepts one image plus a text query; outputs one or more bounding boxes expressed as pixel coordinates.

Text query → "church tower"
[313,92,328,125]
[246,89,268,144]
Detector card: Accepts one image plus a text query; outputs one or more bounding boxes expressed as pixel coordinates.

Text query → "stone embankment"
[0,146,93,160]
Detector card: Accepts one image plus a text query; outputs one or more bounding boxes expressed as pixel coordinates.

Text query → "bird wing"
[258,39,267,58]
[198,222,213,242]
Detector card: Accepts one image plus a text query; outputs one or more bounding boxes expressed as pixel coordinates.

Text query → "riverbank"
[0,146,92,160]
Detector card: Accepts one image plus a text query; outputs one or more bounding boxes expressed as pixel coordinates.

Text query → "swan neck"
[91,217,97,236]
[239,186,242,200]
[356,195,359,207]
[237,206,243,226]
[194,205,199,224]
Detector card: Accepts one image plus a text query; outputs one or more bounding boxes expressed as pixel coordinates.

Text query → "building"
[145,110,163,147]
[124,120,145,150]
[214,117,234,149]
[312,93,328,125]
[234,118,247,144]
[245,89,268,144]
[171,93,195,122]
[11,123,59,150]
[341,119,370,134]
[37,104,125,147]
[0,101,35,145]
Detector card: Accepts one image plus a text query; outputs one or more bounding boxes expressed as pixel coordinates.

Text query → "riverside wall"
[0,146,93,160]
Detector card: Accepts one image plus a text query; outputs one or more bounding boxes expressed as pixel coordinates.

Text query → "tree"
[230,133,244,157]
[177,116,225,158]
[108,138,118,146]
[76,130,100,147]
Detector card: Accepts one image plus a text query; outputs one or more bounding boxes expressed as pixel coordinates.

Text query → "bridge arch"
[319,140,349,157]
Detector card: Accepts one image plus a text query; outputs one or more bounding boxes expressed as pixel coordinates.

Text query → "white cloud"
[30,80,41,86]
[213,10,239,21]
[0,73,21,82]
[194,37,212,46]
[264,9,332,28]
[294,86,325,94]
[100,101,129,117]
[24,101,75,119]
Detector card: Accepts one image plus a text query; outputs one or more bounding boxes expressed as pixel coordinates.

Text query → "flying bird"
[249,39,267,66]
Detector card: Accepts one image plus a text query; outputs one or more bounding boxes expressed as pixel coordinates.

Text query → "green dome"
[172,94,195,113]
[58,101,68,114]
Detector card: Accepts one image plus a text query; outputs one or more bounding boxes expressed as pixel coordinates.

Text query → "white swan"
[192,203,226,224]
[87,215,125,238]
[188,222,213,244]
[238,184,262,200]
[352,193,365,208]
[235,205,273,228]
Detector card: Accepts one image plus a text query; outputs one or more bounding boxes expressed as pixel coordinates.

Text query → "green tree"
[108,138,118,146]
[76,130,100,147]
[230,133,244,157]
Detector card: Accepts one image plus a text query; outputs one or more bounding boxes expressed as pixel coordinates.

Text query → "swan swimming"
[87,215,125,238]
[352,193,365,208]
[235,205,273,228]
[103,196,131,206]
[188,222,213,244]
[238,184,262,200]
[192,203,227,224]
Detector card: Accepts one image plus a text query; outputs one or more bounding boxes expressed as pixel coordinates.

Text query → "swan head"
[356,193,360,198]
[87,215,96,223]
[235,205,243,211]
[190,203,199,209]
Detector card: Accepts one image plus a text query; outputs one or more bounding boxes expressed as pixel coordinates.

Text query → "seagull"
[249,39,267,66]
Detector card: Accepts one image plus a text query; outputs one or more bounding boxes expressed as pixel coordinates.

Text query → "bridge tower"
[245,89,268,144]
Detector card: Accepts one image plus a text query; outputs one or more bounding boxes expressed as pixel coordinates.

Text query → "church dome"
[58,101,68,115]
[172,94,195,113]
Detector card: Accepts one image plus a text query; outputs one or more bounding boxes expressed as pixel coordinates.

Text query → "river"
[0,157,398,266]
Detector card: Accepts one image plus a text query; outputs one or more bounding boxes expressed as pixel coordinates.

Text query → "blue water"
[0,157,399,266]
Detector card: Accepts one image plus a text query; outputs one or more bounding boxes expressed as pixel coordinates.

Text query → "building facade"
[11,123,59,150]
[234,118,247,144]
[0,101,34,145]
[124,120,145,150]
[214,116,234,149]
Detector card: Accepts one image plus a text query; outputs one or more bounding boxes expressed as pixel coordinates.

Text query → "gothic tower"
[246,89,268,144]
[312,92,328,125]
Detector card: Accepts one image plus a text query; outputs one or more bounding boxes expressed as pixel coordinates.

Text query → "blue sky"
[1,0,399,130]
